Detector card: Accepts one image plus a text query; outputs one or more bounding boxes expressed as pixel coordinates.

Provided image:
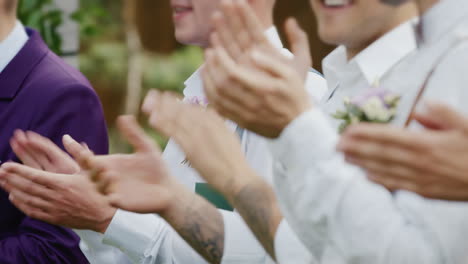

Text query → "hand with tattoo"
[144,90,283,259]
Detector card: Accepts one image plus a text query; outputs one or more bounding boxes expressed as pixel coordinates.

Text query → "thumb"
[415,101,468,131]
[63,134,94,170]
[285,18,312,79]
[117,115,160,153]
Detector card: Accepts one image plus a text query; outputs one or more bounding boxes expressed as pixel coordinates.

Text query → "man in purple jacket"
[0,0,108,263]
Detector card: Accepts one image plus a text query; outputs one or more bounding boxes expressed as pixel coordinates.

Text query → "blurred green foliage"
[18,0,108,54]
[80,42,203,152]
[80,42,203,95]
[18,0,63,53]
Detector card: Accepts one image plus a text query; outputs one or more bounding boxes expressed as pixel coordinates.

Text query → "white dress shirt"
[270,1,468,263]
[224,19,418,264]
[79,27,327,264]
[0,21,28,73]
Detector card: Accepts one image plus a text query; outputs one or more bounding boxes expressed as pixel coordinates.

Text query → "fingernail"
[63,134,73,145]
[9,194,14,201]
[142,90,158,114]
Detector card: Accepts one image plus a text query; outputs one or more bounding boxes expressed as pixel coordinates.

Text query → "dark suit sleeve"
[0,83,109,263]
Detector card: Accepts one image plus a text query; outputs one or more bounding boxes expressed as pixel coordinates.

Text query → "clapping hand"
[0,134,115,233]
[202,0,313,138]
[338,102,468,201]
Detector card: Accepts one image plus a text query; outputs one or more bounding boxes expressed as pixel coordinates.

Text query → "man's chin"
[175,32,207,47]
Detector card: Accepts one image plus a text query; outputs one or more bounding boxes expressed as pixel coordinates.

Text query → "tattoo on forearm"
[175,198,225,264]
[233,183,282,260]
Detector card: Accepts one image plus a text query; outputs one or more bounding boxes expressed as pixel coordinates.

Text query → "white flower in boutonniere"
[332,87,401,133]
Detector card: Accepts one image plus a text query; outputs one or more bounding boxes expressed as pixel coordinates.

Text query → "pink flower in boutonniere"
[186,96,209,107]
[333,86,401,133]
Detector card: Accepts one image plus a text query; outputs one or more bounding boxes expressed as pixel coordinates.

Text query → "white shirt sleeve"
[103,209,277,264]
[268,109,442,264]
[221,210,274,264]
[102,209,171,263]
[274,220,317,264]
[77,229,132,264]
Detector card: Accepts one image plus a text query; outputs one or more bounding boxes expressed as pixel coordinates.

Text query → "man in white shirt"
[154,0,468,263]
[0,0,326,264]
[76,0,430,263]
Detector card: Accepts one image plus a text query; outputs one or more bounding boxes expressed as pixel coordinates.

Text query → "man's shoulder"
[23,51,94,98]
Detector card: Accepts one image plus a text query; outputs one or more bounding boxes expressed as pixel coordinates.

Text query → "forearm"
[225,173,283,260]
[161,183,224,264]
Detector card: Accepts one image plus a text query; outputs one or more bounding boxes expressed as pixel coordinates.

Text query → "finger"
[1,162,59,189]
[10,130,43,169]
[9,189,53,212]
[25,131,72,170]
[367,173,414,193]
[63,134,94,171]
[95,173,115,195]
[250,49,298,80]
[107,193,123,209]
[338,135,429,174]
[284,18,312,77]
[1,172,53,199]
[81,142,90,152]
[149,93,185,138]
[117,115,160,153]
[142,89,159,115]
[212,11,242,59]
[236,0,268,46]
[9,195,53,222]
[222,0,252,52]
[415,101,468,131]
[342,123,427,151]
[201,54,218,106]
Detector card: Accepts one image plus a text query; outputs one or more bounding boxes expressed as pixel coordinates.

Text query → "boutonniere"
[332,85,401,133]
[186,96,209,107]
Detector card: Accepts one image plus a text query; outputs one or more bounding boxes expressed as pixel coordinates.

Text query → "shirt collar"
[0,21,28,74]
[183,26,283,98]
[323,19,418,86]
[421,0,468,45]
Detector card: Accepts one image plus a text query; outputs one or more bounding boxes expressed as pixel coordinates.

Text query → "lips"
[173,6,193,13]
[172,5,193,21]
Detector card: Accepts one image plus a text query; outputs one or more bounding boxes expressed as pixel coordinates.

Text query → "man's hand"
[143,91,283,258]
[79,115,183,215]
[0,164,116,233]
[202,0,313,138]
[10,130,80,174]
[144,91,254,195]
[0,133,116,233]
[338,102,468,201]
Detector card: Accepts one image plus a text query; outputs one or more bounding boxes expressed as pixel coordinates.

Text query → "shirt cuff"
[274,220,316,264]
[268,108,338,170]
[103,209,167,263]
[221,210,272,263]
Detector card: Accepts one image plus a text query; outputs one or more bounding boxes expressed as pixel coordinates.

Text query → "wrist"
[158,180,190,222]
[226,167,261,204]
[95,207,117,234]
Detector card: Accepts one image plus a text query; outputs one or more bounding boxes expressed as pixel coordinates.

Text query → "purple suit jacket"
[0,28,108,263]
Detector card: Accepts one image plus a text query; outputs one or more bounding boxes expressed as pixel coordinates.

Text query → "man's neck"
[417,0,440,14]
[0,17,16,42]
